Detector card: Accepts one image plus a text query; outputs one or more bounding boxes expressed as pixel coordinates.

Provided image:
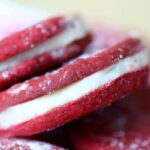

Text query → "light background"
[15,0,150,36]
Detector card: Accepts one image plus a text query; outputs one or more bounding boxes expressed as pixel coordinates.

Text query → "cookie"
[0,8,90,90]
[0,37,148,137]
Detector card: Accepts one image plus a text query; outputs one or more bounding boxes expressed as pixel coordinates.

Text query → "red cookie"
[0,138,64,150]
[0,37,148,137]
[0,14,90,91]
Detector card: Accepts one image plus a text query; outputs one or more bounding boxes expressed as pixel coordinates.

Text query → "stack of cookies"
[0,2,149,150]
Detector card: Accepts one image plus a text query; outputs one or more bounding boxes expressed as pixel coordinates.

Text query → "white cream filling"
[0,18,87,71]
[0,50,148,128]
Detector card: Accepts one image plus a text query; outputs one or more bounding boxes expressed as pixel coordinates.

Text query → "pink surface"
[0,13,21,39]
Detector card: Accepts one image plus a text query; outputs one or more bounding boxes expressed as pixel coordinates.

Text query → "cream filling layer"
[0,18,87,71]
[0,50,148,128]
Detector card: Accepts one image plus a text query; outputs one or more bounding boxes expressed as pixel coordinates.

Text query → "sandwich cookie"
[0,38,148,136]
[0,3,90,90]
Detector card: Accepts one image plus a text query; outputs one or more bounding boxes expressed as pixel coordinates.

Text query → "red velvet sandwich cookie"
[0,6,90,90]
[0,37,148,137]
[0,138,64,150]
[69,85,150,150]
